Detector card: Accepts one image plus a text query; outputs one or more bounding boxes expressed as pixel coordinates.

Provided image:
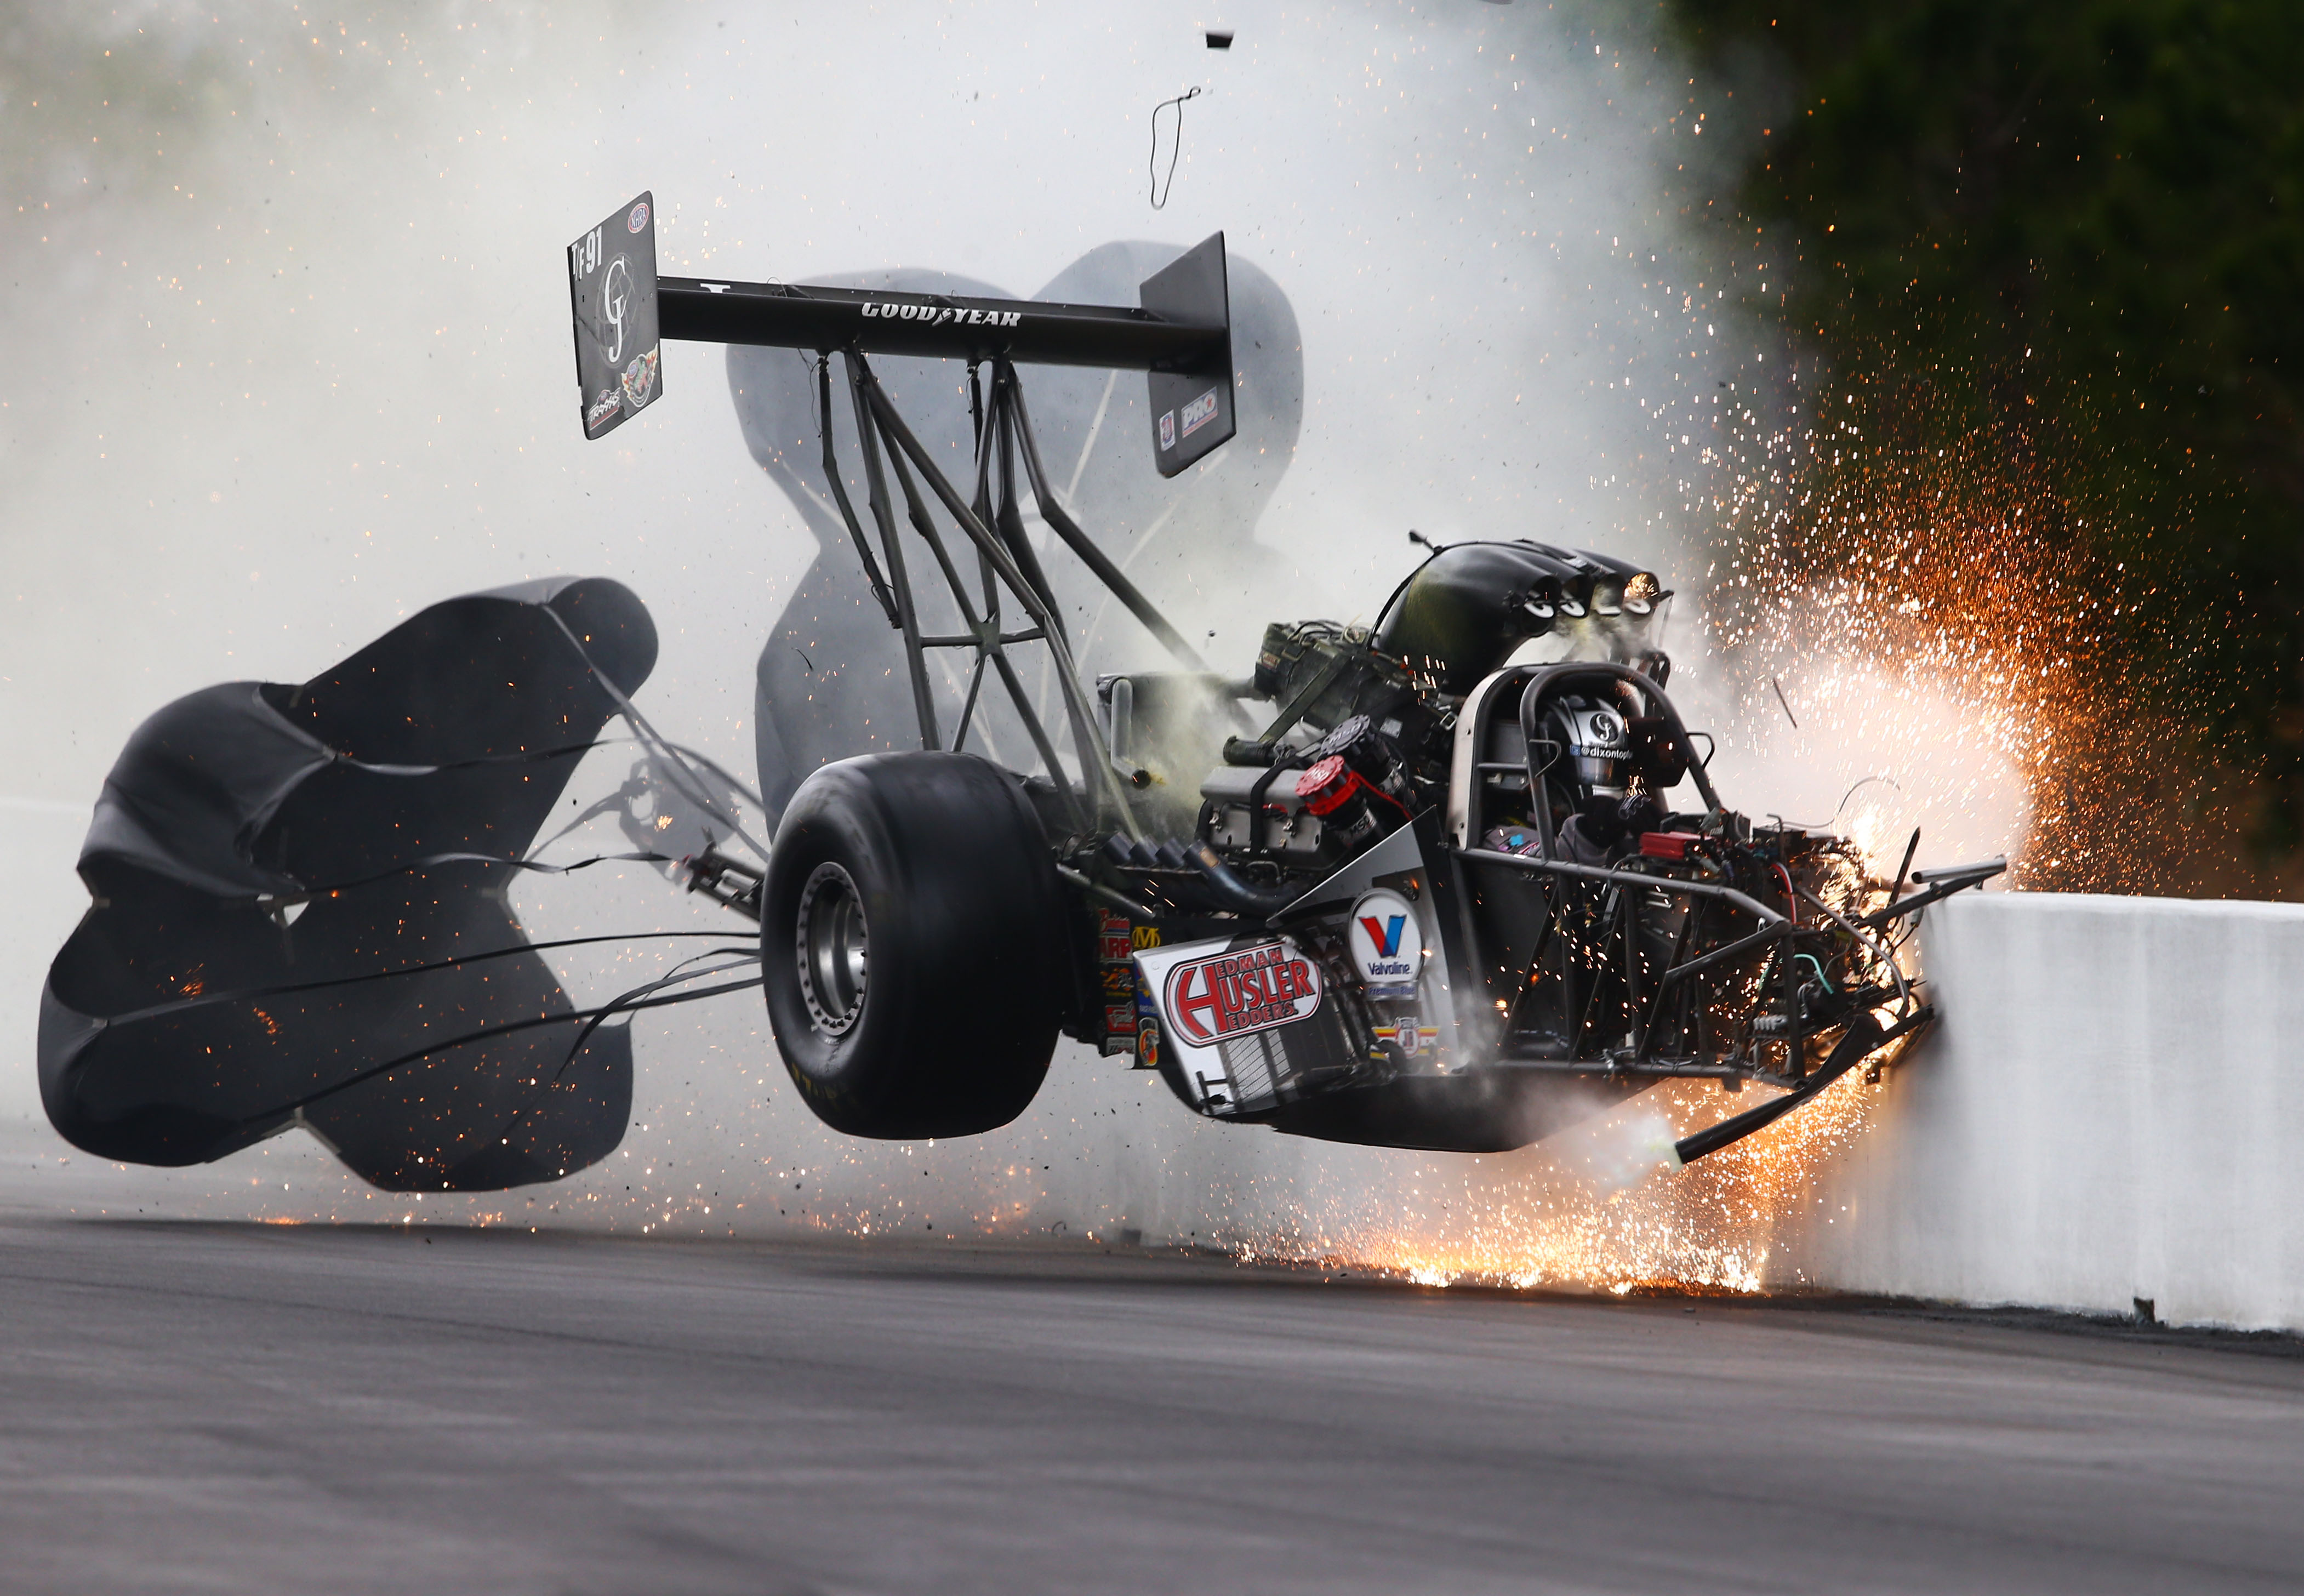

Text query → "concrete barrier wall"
[1794,893,2304,1331]
[13,874,2304,1333]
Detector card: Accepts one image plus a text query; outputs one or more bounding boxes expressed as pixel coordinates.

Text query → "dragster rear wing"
[567,190,1235,476]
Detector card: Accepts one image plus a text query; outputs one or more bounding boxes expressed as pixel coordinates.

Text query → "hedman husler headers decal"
[1157,941,1323,1045]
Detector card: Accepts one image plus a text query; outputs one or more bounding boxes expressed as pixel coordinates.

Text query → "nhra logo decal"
[1157,410,1177,451]
[1160,941,1322,1045]
[1373,1018,1441,1059]
[1347,888,1421,991]
[859,302,1025,328]
[1179,385,1221,439]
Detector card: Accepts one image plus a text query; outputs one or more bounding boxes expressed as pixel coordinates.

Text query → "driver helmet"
[1558,703,1632,794]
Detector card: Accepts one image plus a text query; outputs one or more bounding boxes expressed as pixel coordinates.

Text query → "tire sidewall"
[761,753,1062,1137]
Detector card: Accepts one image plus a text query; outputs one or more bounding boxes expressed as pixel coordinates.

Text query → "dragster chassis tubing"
[1451,845,1927,1166]
[638,225,1954,1170]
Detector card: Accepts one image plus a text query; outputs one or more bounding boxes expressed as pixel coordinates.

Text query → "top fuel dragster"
[34,193,1997,1190]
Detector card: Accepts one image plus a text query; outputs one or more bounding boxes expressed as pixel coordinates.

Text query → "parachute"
[38,577,676,1192]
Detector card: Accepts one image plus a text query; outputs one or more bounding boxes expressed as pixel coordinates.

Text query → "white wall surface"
[1793,892,2304,1331]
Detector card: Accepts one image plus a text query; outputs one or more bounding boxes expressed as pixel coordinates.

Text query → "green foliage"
[1672,1,2304,837]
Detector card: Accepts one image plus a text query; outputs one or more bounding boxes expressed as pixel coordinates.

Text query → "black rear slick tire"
[761,751,1063,1139]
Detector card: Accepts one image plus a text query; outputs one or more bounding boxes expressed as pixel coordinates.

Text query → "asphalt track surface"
[3,1219,2301,1594]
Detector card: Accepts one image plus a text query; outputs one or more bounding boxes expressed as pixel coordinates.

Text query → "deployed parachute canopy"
[40,578,672,1192]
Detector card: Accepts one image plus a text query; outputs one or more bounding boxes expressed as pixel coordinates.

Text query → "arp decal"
[1179,385,1221,438]
[626,200,651,233]
[1098,909,1132,964]
[1159,941,1322,1045]
[1346,888,1421,993]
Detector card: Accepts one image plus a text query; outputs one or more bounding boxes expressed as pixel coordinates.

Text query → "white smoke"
[3,2,1913,1256]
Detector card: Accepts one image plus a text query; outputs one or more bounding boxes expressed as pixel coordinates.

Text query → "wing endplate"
[568,191,663,440]
[1140,233,1235,477]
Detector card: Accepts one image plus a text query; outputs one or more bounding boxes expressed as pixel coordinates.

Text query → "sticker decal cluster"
[1098,913,1132,964]
[1097,909,1138,1055]
[1128,924,1163,1069]
[567,189,660,441]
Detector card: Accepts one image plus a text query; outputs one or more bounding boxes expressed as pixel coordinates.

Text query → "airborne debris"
[1149,86,1202,209]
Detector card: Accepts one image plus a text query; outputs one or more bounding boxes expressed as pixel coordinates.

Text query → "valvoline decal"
[1159,941,1322,1045]
[1346,888,1421,991]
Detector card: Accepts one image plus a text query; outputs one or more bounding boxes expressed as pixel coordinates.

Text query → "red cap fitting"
[1296,755,1361,817]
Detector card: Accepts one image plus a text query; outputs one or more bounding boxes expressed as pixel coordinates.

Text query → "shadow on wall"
[728,242,1304,824]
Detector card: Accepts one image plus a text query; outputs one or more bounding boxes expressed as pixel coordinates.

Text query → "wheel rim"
[795,862,869,1036]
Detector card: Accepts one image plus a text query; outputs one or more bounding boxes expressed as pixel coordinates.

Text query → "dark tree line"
[1670,2,2304,860]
